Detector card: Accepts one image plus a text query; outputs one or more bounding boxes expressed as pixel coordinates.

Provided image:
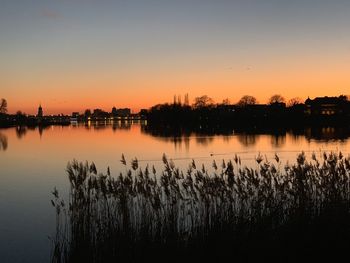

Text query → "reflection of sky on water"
[0,132,8,151]
[1,123,350,262]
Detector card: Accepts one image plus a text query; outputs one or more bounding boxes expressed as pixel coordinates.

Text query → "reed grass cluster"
[51,152,350,262]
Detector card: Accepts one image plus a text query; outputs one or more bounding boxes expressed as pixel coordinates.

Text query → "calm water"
[0,121,350,262]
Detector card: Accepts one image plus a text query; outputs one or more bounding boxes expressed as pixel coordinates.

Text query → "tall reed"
[51,152,350,262]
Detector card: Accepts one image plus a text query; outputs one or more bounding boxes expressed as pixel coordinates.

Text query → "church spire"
[37,104,43,118]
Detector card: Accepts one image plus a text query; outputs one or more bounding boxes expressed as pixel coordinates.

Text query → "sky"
[1,0,350,114]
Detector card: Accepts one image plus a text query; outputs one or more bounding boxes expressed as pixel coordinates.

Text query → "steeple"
[37,104,43,118]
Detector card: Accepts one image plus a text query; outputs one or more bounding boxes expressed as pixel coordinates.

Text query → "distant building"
[305,96,349,116]
[111,107,118,117]
[116,108,131,117]
[71,112,79,118]
[71,112,79,123]
[37,105,43,118]
[92,109,109,119]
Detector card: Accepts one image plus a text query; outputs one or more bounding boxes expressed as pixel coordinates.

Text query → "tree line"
[190,94,301,108]
[146,94,350,130]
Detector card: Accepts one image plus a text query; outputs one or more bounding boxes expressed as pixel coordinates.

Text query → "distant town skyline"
[4,94,350,116]
[1,1,350,115]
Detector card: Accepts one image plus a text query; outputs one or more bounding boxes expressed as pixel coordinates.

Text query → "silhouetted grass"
[51,152,350,262]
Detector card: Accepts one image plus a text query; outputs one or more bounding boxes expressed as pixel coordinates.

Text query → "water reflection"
[2,122,350,263]
[15,126,43,139]
[3,123,350,151]
[82,120,133,131]
[38,126,51,138]
[270,134,286,148]
[16,126,27,139]
[0,132,8,151]
[195,136,214,147]
[305,127,349,141]
[237,134,258,147]
[142,124,350,149]
[222,135,233,143]
[172,136,190,151]
[112,121,132,131]
[289,130,304,145]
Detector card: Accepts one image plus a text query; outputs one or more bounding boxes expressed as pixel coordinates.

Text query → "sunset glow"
[1,0,350,114]
[4,2,350,262]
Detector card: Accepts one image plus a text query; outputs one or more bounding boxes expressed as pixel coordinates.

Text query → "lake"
[0,121,350,262]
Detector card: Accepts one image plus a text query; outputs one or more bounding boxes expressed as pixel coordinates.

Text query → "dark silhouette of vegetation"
[84,109,92,119]
[288,97,302,107]
[193,95,215,108]
[0,98,7,114]
[146,94,350,130]
[268,94,286,104]
[51,152,350,262]
[221,98,230,105]
[2,94,350,130]
[237,95,257,106]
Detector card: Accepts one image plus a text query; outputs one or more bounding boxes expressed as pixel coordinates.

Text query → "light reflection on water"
[0,121,350,262]
[0,131,8,150]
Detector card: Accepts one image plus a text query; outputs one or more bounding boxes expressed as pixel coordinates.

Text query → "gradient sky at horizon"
[1,0,350,114]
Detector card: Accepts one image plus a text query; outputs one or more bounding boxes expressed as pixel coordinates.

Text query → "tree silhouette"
[184,93,189,106]
[84,109,92,118]
[0,98,7,114]
[288,97,302,107]
[222,98,231,105]
[193,95,214,108]
[268,94,285,104]
[339,95,349,101]
[237,95,257,106]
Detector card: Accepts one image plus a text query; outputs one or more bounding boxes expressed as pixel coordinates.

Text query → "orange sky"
[3,55,349,115]
[1,1,350,115]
